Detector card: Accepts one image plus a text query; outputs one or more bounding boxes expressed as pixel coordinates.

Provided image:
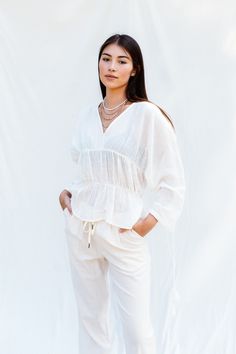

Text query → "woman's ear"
[131,64,140,76]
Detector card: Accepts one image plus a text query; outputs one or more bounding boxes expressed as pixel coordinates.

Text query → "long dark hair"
[98,33,175,131]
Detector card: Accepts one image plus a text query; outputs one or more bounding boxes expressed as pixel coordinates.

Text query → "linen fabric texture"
[65,101,185,233]
[63,209,157,354]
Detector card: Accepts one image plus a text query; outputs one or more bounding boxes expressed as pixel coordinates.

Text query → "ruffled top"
[65,101,185,232]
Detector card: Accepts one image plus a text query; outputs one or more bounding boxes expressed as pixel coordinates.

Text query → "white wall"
[0,1,235,353]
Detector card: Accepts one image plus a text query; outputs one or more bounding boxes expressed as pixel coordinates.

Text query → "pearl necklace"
[100,102,125,121]
[102,97,128,111]
[99,100,128,131]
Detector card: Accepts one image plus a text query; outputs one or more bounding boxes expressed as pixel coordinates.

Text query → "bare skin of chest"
[98,102,132,132]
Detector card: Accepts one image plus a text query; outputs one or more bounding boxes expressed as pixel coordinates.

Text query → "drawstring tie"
[82,221,97,248]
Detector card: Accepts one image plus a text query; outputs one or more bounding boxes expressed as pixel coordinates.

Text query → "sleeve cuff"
[148,208,176,233]
[148,209,161,223]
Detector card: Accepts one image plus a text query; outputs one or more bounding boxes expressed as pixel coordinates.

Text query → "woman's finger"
[119,228,129,233]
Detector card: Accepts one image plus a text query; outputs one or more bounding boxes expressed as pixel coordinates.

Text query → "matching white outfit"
[63,100,185,354]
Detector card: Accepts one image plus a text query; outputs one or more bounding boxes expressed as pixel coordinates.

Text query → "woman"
[59,33,185,354]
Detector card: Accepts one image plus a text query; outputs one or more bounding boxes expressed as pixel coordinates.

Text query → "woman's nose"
[108,62,117,72]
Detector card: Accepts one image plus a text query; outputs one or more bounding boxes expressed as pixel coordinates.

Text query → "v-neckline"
[96,101,137,136]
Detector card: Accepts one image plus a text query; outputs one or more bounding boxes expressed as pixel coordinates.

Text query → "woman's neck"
[104,89,128,107]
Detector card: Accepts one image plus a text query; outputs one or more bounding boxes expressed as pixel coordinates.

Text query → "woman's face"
[98,43,135,91]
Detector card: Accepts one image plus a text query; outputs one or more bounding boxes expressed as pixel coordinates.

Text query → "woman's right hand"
[59,189,72,215]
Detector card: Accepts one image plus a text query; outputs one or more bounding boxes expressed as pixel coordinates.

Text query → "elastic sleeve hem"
[148,209,161,223]
[148,208,176,233]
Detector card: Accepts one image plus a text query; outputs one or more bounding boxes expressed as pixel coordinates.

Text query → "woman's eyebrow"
[101,52,130,60]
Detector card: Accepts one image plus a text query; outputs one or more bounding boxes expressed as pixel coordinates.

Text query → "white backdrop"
[0,1,236,353]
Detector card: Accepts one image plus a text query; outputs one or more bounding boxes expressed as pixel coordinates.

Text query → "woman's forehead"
[102,43,131,59]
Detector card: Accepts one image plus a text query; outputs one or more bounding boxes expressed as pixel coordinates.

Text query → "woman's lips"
[105,75,117,79]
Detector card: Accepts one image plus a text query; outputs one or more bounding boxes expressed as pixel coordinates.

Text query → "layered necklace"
[99,97,128,132]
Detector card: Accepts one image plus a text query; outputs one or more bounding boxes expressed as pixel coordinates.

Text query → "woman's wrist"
[61,189,72,198]
[59,189,72,208]
[129,213,158,237]
[140,213,158,235]
[145,213,158,227]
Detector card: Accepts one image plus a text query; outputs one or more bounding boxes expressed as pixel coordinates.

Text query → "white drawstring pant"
[63,208,157,354]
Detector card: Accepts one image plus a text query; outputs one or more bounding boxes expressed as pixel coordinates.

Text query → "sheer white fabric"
[66,101,185,232]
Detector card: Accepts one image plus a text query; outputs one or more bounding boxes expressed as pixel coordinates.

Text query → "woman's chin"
[104,84,122,90]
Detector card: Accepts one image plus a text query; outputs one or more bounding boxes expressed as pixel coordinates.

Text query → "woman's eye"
[102,58,126,64]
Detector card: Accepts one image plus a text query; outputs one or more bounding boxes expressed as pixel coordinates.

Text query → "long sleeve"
[145,109,186,232]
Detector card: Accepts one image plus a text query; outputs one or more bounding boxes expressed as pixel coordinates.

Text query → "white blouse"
[65,100,185,233]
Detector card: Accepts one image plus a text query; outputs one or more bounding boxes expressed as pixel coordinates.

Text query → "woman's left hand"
[119,213,158,237]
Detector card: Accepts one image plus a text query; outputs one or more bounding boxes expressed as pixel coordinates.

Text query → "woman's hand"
[59,190,72,215]
[119,213,158,237]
